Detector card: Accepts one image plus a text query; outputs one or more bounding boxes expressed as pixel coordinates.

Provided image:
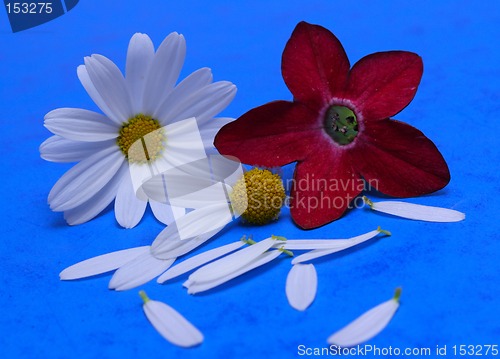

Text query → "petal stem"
[139,290,150,304]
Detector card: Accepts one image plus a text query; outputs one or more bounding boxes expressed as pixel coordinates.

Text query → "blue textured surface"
[1,1,499,358]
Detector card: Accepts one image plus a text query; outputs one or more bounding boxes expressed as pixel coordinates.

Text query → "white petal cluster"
[184,236,286,294]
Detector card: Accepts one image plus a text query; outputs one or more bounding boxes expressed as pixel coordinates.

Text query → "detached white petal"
[363,196,465,222]
[140,291,203,348]
[186,250,282,294]
[151,202,233,259]
[109,251,175,291]
[157,240,245,283]
[285,264,317,311]
[292,229,388,264]
[327,288,401,347]
[280,239,352,250]
[60,246,149,280]
[188,237,283,283]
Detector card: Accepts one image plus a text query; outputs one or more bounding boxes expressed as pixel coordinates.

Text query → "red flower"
[215,21,450,229]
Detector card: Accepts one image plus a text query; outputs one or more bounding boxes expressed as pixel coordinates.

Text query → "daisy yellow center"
[230,168,286,225]
[324,105,358,145]
[117,114,164,163]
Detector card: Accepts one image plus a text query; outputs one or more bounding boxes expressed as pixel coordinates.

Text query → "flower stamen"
[117,114,164,163]
[230,168,286,225]
[324,105,358,145]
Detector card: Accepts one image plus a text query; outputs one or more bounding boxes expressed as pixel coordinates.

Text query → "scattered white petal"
[291,229,387,264]
[109,251,175,291]
[188,237,283,283]
[157,240,245,283]
[327,288,401,347]
[364,196,465,222]
[186,250,282,294]
[285,264,318,311]
[280,239,352,250]
[151,203,233,259]
[59,246,149,280]
[140,291,203,347]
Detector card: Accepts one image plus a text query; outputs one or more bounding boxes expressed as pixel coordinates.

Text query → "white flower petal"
[140,291,203,347]
[151,202,233,259]
[364,197,465,222]
[114,172,148,228]
[44,108,118,142]
[48,145,125,211]
[40,136,116,163]
[60,246,149,280]
[281,239,352,250]
[327,289,401,347]
[291,229,383,265]
[188,237,282,283]
[142,172,227,209]
[143,32,186,115]
[63,163,128,225]
[285,264,318,311]
[157,227,226,260]
[84,54,134,123]
[77,65,117,125]
[198,117,235,148]
[126,33,155,114]
[157,241,245,283]
[109,251,175,291]
[154,67,213,124]
[186,250,281,294]
[149,200,186,226]
[165,82,236,126]
[160,118,209,169]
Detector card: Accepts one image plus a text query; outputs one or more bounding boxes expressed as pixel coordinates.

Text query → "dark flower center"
[324,106,358,145]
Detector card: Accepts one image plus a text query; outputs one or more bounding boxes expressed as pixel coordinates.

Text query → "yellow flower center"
[230,168,286,225]
[117,114,164,163]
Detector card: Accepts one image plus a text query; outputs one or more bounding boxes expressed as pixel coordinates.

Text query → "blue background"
[1,0,499,358]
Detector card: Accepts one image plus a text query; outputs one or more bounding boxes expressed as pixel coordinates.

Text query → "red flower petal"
[214,101,320,167]
[290,148,363,229]
[346,51,423,121]
[282,21,350,111]
[352,119,450,197]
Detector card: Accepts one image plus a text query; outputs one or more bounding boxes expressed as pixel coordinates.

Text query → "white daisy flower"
[363,196,465,222]
[40,32,237,227]
[285,263,318,311]
[139,290,203,347]
[327,288,402,347]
